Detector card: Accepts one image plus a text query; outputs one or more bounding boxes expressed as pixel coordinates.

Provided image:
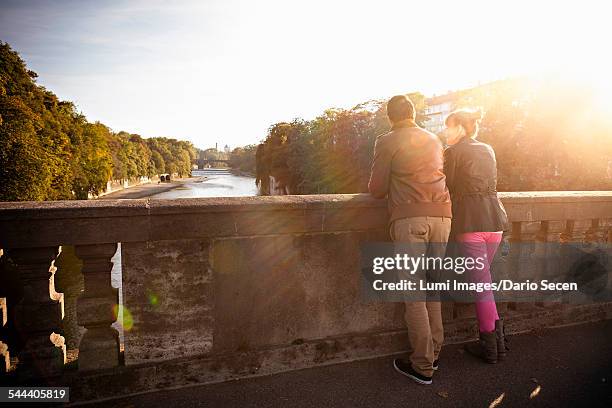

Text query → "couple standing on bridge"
[368,94,510,385]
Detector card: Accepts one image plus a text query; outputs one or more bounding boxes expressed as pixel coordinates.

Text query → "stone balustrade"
[0,192,610,400]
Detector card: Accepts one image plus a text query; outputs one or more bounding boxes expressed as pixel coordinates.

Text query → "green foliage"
[255,81,612,194]
[229,145,257,174]
[0,42,196,201]
[456,78,612,191]
[71,122,113,199]
[0,99,51,200]
[255,99,394,194]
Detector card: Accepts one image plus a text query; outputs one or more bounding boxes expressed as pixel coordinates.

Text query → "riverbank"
[99,176,207,199]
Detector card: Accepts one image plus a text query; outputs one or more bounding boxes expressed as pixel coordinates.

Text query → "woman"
[442,108,510,364]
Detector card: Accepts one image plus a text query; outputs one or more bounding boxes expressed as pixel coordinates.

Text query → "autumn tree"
[0,42,197,201]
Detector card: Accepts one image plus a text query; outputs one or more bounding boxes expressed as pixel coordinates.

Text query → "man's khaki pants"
[390,216,451,377]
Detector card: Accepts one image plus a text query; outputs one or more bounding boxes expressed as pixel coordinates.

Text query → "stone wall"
[0,192,611,401]
[122,239,214,365]
[96,176,154,198]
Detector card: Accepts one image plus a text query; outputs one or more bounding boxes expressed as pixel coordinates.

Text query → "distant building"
[423,91,460,134]
[423,79,525,134]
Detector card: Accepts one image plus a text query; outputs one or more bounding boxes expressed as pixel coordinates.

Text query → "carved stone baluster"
[604,219,612,293]
[1,297,8,374]
[585,219,611,300]
[536,221,565,307]
[506,222,521,311]
[11,247,65,378]
[0,343,8,374]
[561,220,593,303]
[561,220,592,266]
[0,247,8,373]
[75,243,120,371]
[509,221,538,310]
[586,219,605,243]
[563,220,591,244]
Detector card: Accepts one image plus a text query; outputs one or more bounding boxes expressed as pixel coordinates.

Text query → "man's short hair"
[386,95,416,123]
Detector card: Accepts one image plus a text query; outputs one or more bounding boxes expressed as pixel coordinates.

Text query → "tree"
[254,81,612,195]
[0,41,199,201]
[0,96,51,200]
[151,150,165,174]
[71,122,112,199]
[229,145,258,174]
[255,99,391,194]
[0,43,53,200]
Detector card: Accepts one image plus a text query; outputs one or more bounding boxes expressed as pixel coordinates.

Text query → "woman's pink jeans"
[455,231,503,333]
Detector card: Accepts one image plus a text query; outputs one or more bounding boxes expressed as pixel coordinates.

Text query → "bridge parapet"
[0,192,611,400]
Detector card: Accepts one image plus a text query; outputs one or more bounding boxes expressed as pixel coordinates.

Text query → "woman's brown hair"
[445,108,484,138]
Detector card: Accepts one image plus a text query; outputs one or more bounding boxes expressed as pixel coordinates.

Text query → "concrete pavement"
[82,320,612,408]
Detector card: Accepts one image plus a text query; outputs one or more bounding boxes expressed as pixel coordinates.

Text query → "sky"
[1,0,611,149]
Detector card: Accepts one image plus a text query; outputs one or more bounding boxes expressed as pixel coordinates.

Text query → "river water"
[150,168,258,198]
[110,168,257,343]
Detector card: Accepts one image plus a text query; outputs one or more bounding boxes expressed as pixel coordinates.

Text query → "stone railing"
[0,192,611,400]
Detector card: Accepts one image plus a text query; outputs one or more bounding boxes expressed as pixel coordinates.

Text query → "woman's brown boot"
[495,319,508,361]
[465,330,497,363]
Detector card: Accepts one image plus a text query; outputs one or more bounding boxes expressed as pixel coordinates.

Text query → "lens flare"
[146,289,159,307]
[113,304,134,331]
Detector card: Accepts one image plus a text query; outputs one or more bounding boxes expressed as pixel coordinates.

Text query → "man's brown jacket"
[368,119,452,223]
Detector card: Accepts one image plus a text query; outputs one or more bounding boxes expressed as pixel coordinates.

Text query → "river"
[151,168,258,199]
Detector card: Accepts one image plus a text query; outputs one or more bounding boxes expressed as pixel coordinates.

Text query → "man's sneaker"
[393,359,433,385]
[433,359,439,371]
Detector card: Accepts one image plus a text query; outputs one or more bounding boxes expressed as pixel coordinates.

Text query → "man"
[368,95,452,385]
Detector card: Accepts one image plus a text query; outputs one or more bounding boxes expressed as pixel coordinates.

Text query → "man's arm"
[368,136,392,199]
